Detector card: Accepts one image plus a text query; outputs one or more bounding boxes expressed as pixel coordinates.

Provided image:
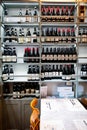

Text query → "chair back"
[30,98,38,111]
[30,109,40,130]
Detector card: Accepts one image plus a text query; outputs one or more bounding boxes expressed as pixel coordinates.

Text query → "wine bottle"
[33,6,38,22]
[17,84,21,99]
[41,47,46,63]
[33,27,37,43]
[26,28,31,43]
[9,65,14,80]
[31,82,35,94]
[6,48,12,63]
[12,47,17,63]
[19,28,25,43]
[72,46,77,62]
[35,82,39,96]
[4,7,8,15]
[41,29,45,43]
[71,64,75,80]
[81,64,87,79]
[55,65,59,79]
[2,48,6,63]
[35,65,39,81]
[21,83,25,98]
[65,6,69,22]
[27,65,32,81]
[13,84,17,99]
[49,47,54,62]
[44,65,49,80]
[52,65,56,79]
[46,47,50,62]
[62,65,66,80]
[53,48,57,62]
[36,47,39,63]
[24,48,28,63]
[41,65,45,80]
[2,65,9,81]
[59,65,63,79]
[45,28,51,42]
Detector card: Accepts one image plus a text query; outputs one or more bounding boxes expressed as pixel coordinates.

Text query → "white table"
[40,98,87,130]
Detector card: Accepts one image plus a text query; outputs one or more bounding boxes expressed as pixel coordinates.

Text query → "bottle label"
[66,76,71,80]
[12,56,17,62]
[65,55,69,61]
[60,72,62,76]
[26,17,32,22]
[44,72,49,78]
[42,54,46,61]
[50,54,54,61]
[46,37,51,42]
[41,38,45,42]
[58,55,61,61]
[26,89,29,94]
[35,74,39,80]
[2,56,6,62]
[54,55,57,61]
[51,37,54,42]
[49,72,53,78]
[61,55,65,61]
[82,71,87,76]
[19,37,24,43]
[13,92,17,99]
[52,72,56,77]
[9,74,14,80]
[21,90,25,97]
[17,92,21,98]
[55,72,59,76]
[55,38,59,42]
[35,90,39,94]
[2,74,8,81]
[41,73,44,78]
[47,55,50,61]
[33,17,38,22]
[68,55,72,61]
[28,74,32,80]
[26,37,31,43]
[32,74,36,80]
[62,76,66,80]
[6,56,11,62]
[73,55,77,61]
[31,89,35,93]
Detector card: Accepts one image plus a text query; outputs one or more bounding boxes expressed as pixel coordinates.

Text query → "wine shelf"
[1,0,87,100]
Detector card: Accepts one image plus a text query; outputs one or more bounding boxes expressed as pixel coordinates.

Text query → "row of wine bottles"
[41,6,74,22]
[81,64,87,79]
[2,64,14,81]
[27,65,39,81]
[2,64,87,82]
[42,27,75,36]
[24,47,39,63]
[2,46,77,63]
[41,64,75,81]
[3,82,40,99]
[5,27,38,43]
[79,28,87,43]
[2,47,17,63]
[4,6,38,16]
[41,6,74,16]
[41,46,77,63]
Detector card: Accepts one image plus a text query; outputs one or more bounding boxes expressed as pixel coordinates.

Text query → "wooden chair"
[30,98,39,111]
[80,98,87,109]
[30,109,40,130]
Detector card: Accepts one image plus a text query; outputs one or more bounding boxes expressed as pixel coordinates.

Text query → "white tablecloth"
[40,98,87,130]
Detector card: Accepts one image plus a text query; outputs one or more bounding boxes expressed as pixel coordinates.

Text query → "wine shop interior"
[0,0,87,129]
